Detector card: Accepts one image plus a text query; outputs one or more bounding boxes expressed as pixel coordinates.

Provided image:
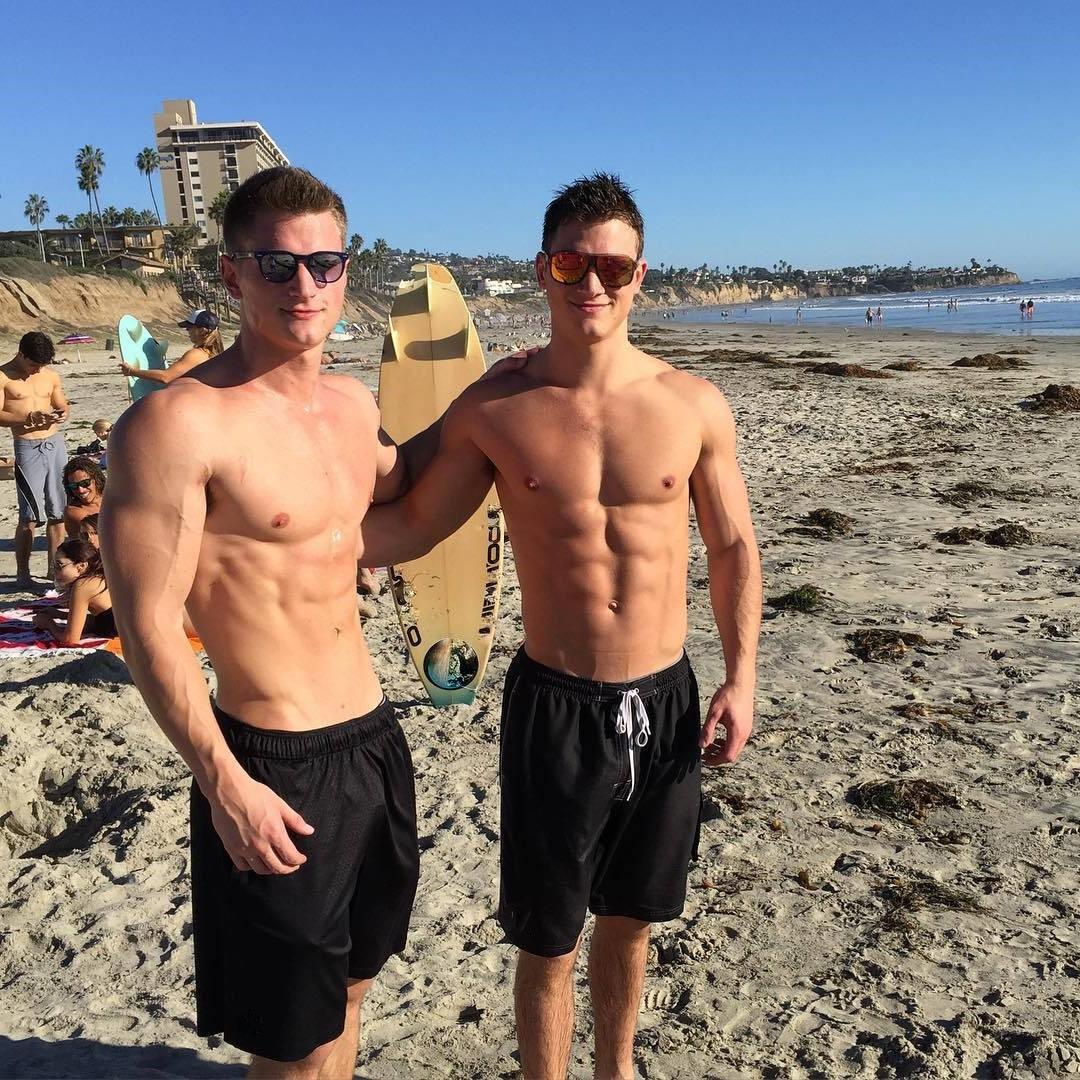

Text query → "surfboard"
[377,263,504,707]
[118,314,168,402]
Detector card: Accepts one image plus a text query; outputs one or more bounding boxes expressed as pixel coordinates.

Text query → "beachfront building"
[153,99,289,245]
[472,278,521,296]
[0,225,168,267]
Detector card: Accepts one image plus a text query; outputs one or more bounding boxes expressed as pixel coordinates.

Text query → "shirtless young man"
[0,332,70,586]
[100,167,421,1078]
[362,174,762,1079]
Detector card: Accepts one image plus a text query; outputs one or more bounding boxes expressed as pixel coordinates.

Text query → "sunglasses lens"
[308,252,347,284]
[549,252,589,284]
[595,256,637,287]
[258,251,299,282]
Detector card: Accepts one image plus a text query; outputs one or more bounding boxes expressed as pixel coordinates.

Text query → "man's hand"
[209,772,315,875]
[699,682,754,765]
[480,345,541,382]
[24,410,51,430]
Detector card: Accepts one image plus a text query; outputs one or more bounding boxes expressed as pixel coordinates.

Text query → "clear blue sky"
[2,0,1077,279]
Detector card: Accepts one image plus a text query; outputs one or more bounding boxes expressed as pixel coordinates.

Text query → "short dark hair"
[541,173,644,258]
[223,166,347,252]
[19,331,55,365]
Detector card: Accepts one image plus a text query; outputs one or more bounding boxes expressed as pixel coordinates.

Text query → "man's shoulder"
[112,377,217,447]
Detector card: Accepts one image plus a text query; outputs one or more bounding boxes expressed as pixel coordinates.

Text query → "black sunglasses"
[226,250,349,285]
[66,478,95,491]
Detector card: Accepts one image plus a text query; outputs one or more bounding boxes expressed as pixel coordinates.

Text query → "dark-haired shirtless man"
[364,173,762,1079]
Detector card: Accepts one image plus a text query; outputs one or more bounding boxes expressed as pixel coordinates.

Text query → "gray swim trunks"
[13,435,67,524]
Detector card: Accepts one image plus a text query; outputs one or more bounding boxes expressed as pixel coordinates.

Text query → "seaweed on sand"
[785,508,856,540]
[805,362,891,379]
[700,348,788,368]
[952,353,1029,370]
[790,349,833,359]
[767,585,826,613]
[937,481,998,507]
[936,523,1038,547]
[1023,383,1080,412]
[847,778,959,823]
[876,873,982,933]
[846,629,928,662]
[884,360,921,372]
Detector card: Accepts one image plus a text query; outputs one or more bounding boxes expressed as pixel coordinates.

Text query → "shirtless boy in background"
[363,173,762,1079]
[0,332,70,586]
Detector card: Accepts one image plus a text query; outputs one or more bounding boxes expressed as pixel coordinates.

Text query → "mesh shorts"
[498,649,702,957]
[191,699,419,1061]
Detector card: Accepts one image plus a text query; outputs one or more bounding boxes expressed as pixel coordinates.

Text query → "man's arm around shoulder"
[688,379,762,765]
[100,389,313,875]
[361,386,496,567]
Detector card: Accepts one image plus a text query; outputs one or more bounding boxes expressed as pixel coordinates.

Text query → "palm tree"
[23,194,49,261]
[55,213,71,230]
[75,145,111,253]
[136,147,162,225]
[207,188,231,248]
[371,238,389,290]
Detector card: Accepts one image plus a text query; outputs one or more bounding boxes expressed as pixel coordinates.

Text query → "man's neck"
[542,326,635,390]
[231,333,325,403]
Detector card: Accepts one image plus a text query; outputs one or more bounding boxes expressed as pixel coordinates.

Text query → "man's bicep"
[372,426,406,502]
[100,404,208,622]
[689,386,754,552]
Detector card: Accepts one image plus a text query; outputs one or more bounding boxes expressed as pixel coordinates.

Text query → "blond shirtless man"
[100,168,421,1078]
[0,332,70,586]
[363,174,762,1079]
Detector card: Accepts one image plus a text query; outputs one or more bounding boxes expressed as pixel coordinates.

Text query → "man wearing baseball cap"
[119,309,224,388]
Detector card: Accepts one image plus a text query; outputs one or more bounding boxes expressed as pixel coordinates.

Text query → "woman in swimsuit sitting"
[32,537,116,642]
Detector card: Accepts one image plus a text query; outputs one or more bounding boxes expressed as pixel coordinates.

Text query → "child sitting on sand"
[32,537,116,642]
[75,418,111,467]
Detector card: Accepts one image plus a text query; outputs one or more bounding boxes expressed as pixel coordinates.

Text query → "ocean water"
[671,277,1080,337]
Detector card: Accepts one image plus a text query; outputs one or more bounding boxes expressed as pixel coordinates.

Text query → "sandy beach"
[1,320,1078,1078]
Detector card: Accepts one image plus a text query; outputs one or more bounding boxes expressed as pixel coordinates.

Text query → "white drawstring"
[615,689,651,801]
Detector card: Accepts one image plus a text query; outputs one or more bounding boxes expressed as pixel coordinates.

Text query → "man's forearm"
[361,500,433,568]
[707,539,762,688]
[119,613,243,795]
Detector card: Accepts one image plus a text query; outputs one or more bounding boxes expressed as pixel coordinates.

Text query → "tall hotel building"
[153,99,289,244]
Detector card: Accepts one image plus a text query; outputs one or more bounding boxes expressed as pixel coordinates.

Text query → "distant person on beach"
[62,455,105,538]
[362,172,762,1080]
[32,537,115,642]
[101,168,424,1077]
[1027,299,1035,319]
[0,331,70,587]
[876,305,883,321]
[865,306,873,325]
[118,309,223,387]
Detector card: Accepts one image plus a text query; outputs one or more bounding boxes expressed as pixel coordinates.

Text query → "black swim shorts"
[190,699,419,1062]
[498,649,702,958]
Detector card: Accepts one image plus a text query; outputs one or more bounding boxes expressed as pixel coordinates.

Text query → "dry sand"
[1,320,1078,1078]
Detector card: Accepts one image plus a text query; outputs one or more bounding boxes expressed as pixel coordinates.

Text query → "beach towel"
[0,596,116,656]
[0,597,203,658]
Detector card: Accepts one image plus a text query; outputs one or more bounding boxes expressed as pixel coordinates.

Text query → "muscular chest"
[488,392,700,512]
[207,406,375,543]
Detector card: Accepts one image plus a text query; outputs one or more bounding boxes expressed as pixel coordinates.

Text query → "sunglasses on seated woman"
[225,250,349,285]
[541,251,639,288]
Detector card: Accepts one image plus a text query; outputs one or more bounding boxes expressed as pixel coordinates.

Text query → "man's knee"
[595,915,650,941]
[249,1039,336,1079]
[15,520,35,534]
[516,944,580,986]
